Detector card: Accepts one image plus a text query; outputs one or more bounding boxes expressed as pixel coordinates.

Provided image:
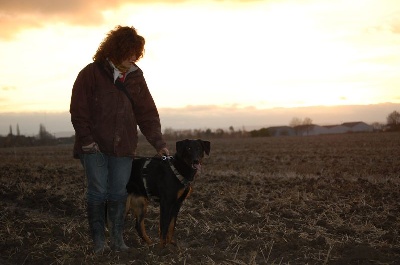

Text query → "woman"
[70,25,169,254]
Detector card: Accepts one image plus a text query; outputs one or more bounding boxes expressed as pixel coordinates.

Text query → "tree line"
[249,110,400,137]
[1,111,399,148]
[0,124,72,148]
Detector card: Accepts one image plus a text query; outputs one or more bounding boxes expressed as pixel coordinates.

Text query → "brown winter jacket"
[70,60,166,158]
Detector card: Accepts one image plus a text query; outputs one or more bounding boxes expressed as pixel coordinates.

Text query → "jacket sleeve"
[70,66,94,146]
[132,73,166,151]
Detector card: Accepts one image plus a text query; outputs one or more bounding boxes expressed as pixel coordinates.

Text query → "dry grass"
[1,132,400,264]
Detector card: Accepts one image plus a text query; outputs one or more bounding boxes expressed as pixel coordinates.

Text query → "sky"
[0,0,400,136]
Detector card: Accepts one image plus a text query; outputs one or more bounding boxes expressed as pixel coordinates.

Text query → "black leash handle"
[134,155,173,160]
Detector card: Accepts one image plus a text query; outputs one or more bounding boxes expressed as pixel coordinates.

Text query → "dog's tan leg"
[165,216,176,245]
[187,186,193,198]
[176,187,192,200]
[159,204,170,248]
[125,195,132,218]
[159,187,191,247]
[131,195,152,244]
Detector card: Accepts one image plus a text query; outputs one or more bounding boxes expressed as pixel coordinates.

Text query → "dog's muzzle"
[192,160,202,170]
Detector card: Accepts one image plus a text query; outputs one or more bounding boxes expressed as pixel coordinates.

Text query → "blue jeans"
[80,153,132,204]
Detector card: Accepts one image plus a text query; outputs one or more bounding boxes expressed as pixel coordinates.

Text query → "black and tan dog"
[125,139,210,247]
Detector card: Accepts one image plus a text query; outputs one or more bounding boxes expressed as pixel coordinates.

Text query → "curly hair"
[93,25,145,65]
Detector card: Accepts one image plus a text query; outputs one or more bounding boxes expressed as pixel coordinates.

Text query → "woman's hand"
[157,147,169,157]
[82,142,100,153]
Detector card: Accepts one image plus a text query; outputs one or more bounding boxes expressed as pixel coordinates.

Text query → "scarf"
[107,59,138,83]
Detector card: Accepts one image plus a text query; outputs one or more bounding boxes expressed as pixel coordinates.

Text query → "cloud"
[0,0,262,39]
[389,20,400,34]
[0,0,188,39]
[364,9,400,35]
[0,1,101,39]
[386,10,400,34]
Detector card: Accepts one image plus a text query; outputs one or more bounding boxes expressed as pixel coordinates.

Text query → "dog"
[125,139,211,247]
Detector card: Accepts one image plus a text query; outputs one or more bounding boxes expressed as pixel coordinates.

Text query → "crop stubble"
[0,132,399,264]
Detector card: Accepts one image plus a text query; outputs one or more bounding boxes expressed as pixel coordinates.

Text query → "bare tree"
[290,117,313,135]
[371,122,384,131]
[39,124,54,140]
[387,110,400,131]
[303,117,313,125]
[215,128,225,137]
[290,117,302,127]
[387,111,400,125]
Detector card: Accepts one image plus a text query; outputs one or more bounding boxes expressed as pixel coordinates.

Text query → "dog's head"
[176,139,211,170]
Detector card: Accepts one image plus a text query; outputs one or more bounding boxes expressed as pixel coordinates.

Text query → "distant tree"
[371,122,384,131]
[250,128,270,137]
[387,110,400,131]
[303,117,313,125]
[163,127,176,139]
[387,111,400,125]
[39,124,54,140]
[290,117,313,135]
[8,125,13,136]
[229,126,234,134]
[193,129,202,138]
[215,128,225,137]
[289,117,302,127]
[16,124,20,136]
[205,128,212,137]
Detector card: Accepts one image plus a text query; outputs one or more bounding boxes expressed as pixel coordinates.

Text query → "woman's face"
[120,54,137,70]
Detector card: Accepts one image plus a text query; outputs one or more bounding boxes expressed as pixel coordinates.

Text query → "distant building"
[341,121,374,133]
[266,126,295,136]
[323,124,349,134]
[268,121,374,137]
[293,124,324,136]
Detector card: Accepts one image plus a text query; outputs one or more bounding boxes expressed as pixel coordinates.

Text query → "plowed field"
[1,132,399,264]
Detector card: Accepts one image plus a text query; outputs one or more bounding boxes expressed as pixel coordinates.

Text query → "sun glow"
[0,0,399,115]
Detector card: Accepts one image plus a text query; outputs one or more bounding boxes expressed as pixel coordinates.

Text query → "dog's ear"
[199,140,210,155]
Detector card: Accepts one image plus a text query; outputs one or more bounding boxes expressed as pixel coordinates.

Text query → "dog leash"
[141,159,158,202]
[140,156,192,202]
[141,156,191,186]
[164,156,192,187]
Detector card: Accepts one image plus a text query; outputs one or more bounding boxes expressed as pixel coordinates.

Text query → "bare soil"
[1,132,400,264]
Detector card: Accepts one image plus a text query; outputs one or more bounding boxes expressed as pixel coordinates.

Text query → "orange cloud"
[0,0,186,39]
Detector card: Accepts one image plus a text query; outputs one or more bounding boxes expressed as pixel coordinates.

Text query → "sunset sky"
[0,0,399,135]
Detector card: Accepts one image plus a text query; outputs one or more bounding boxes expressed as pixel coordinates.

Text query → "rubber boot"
[87,202,109,254]
[107,200,129,251]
